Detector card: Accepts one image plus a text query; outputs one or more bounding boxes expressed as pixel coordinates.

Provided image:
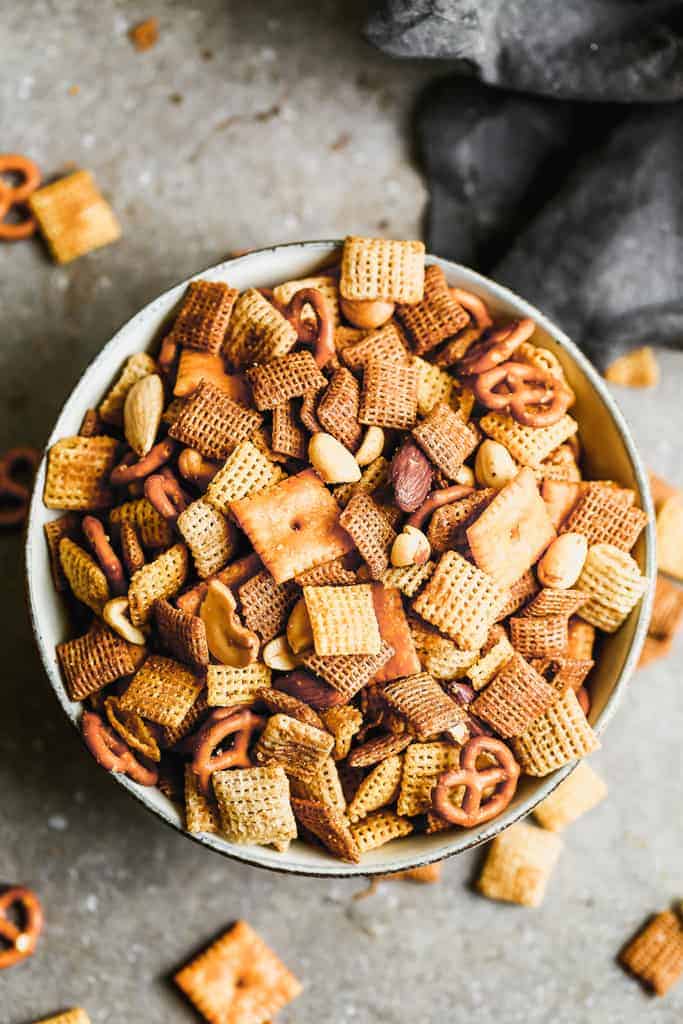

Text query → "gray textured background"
[1,2,682,1022]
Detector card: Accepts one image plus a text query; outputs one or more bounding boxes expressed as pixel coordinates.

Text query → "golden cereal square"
[230,469,354,584]
[533,760,607,831]
[480,412,578,468]
[303,583,381,656]
[340,236,425,303]
[119,654,203,728]
[413,550,509,650]
[477,822,563,907]
[174,920,302,1024]
[212,765,297,849]
[29,170,121,263]
[184,764,220,834]
[44,435,119,511]
[351,810,414,853]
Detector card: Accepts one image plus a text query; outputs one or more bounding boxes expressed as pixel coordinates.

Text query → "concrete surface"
[1,2,682,1022]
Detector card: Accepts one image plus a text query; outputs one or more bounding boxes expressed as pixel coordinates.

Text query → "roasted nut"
[200,579,260,666]
[103,596,148,645]
[537,532,588,589]
[474,439,517,489]
[391,440,433,513]
[309,432,361,484]
[340,297,395,329]
[391,525,431,567]
[455,464,475,487]
[123,373,164,456]
[177,447,220,489]
[262,635,300,671]
[355,426,385,467]
[286,597,314,655]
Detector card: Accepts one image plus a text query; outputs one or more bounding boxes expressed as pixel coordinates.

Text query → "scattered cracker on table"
[619,909,683,996]
[174,920,302,1024]
[533,760,607,831]
[604,346,659,389]
[29,170,121,263]
[477,821,562,907]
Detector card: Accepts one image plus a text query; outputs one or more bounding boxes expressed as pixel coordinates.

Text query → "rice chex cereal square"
[303,583,381,656]
[413,550,509,650]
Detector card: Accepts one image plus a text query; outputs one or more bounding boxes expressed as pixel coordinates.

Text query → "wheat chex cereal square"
[44,435,119,511]
[471,652,559,738]
[178,499,238,579]
[291,797,360,862]
[562,487,648,552]
[533,760,607,831]
[510,615,569,659]
[237,570,299,642]
[57,621,138,701]
[213,765,297,849]
[340,236,425,303]
[413,550,509,650]
[347,731,412,768]
[340,321,410,372]
[316,366,363,451]
[302,641,394,702]
[347,754,403,823]
[29,170,120,263]
[127,543,189,625]
[205,440,283,514]
[174,919,302,1024]
[412,401,478,479]
[295,556,357,587]
[427,490,496,554]
[184,763,220,834]
[224,288,299,368]
[246,351,327,410]
[303,583,381,656]
[254,713,333,781]
[109,497,173,549]
[477,821,563,907]
[167,279,238,354]
[98,352,157,425]
[396,264,469,353]
[119,654,203,728]
[649,574,683,640]
[154,598,209,670]
[339,493,395,580]
[480,412,578,468]
[351,809,414,853]
[231,469,354,584]
[512,688,600,775]
[288,755,346,814]
[359,358,419,430]
[619,910,683,996]
[170,380,262,462]
[271,399,308,460]
[383,673,466,741]
[467,467,556,588]
[259,688,324,730]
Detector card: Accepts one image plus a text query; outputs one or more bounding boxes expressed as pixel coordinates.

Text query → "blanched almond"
[123,373,164,456]
[309,432,361,484]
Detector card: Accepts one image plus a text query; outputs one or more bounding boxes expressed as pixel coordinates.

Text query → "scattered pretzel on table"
[432,735,521,828]
[0,885,44,969]
[0,446,40,528]
[0,154,41,241]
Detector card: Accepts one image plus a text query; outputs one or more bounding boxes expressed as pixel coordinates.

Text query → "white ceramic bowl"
[26,241,655,876]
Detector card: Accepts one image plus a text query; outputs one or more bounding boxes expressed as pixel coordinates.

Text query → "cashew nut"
[355,426,385,467]
[103,596,148,645]
[537,532,588,589]
[390,525,431,568]
[309,432,361,484]
[286,598,314,655]
[262,635,300,672]
[340,297,396,330]
[200,580,260,667]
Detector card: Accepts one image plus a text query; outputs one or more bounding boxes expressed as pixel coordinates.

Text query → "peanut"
[262,635,299,672]
[391,525,431,568]
[286,597,314,655]
[475,439,517,489]
[355,426,385,467]
[103,596,147,645]
[537,532,588,589]
[309,432,361,484]
[340,297,395,330]
[455,464,475,487]
[200,580,259,666]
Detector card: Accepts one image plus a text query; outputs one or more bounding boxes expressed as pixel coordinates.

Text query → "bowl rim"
[25,239,656,877]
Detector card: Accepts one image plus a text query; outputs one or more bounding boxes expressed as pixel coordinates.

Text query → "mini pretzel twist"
[0,446,40,528]
[81,710,158,786]
[286,287,336,368]
[472,360,574,427]
[0,886,44,970]
[406,484,475,531]
[191,707,266,797]
[450,288,493,331]
[0,155,41,241]
[144,469,188,523]
[82,515,127,595]
[432,735,520,828]
[110,438,176,486]
[458,318,535,376]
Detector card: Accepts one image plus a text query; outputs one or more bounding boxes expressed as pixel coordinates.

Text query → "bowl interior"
[26,241,655,876]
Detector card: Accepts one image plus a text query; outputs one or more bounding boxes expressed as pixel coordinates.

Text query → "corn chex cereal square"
[212,765,297,849]
[224,288,298,368]
[177,499,237,579]
[477,821,562,907]
[533,760,607,831]
[59,537,109,613]
[576,542,647,633]
[351,809,414,853]
[619,910,683,996]
[44,435,119,511]
[128,543,189,625]
[29,170,121,263]
[480,412,578,468]
[207,664,271,708]
[383,673,466,741]
[167,279,238,354]
[347,754,404,822]
[184,764,220,834]
[413,356,455,416]
[289,755,346,814]
[396,265,469,354]
[340,236,425,303]
[467,467,556,588]
[109,497,173,548]
[174,920,302,1024]
[119,654,203,728]
[303,583,381,656]
[413,550,509,650]
[512,688,600,776]
[254,713,334,781]
[359,359,419,430]
[231,469,354,584]
[397,741,460,817]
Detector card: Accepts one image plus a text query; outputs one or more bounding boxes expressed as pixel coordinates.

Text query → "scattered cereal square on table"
[619,910,683,996]
[174,920,302,1024]
[230,469,354,584]
[655,494,683,580]
[29,170,121,263]
[303,583,381,656]
[477,821,563,907]
[605,346,659,389]
[533,760,607,831]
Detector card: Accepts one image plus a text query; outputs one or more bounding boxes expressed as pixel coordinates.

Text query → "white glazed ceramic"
[25,241,655,877]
